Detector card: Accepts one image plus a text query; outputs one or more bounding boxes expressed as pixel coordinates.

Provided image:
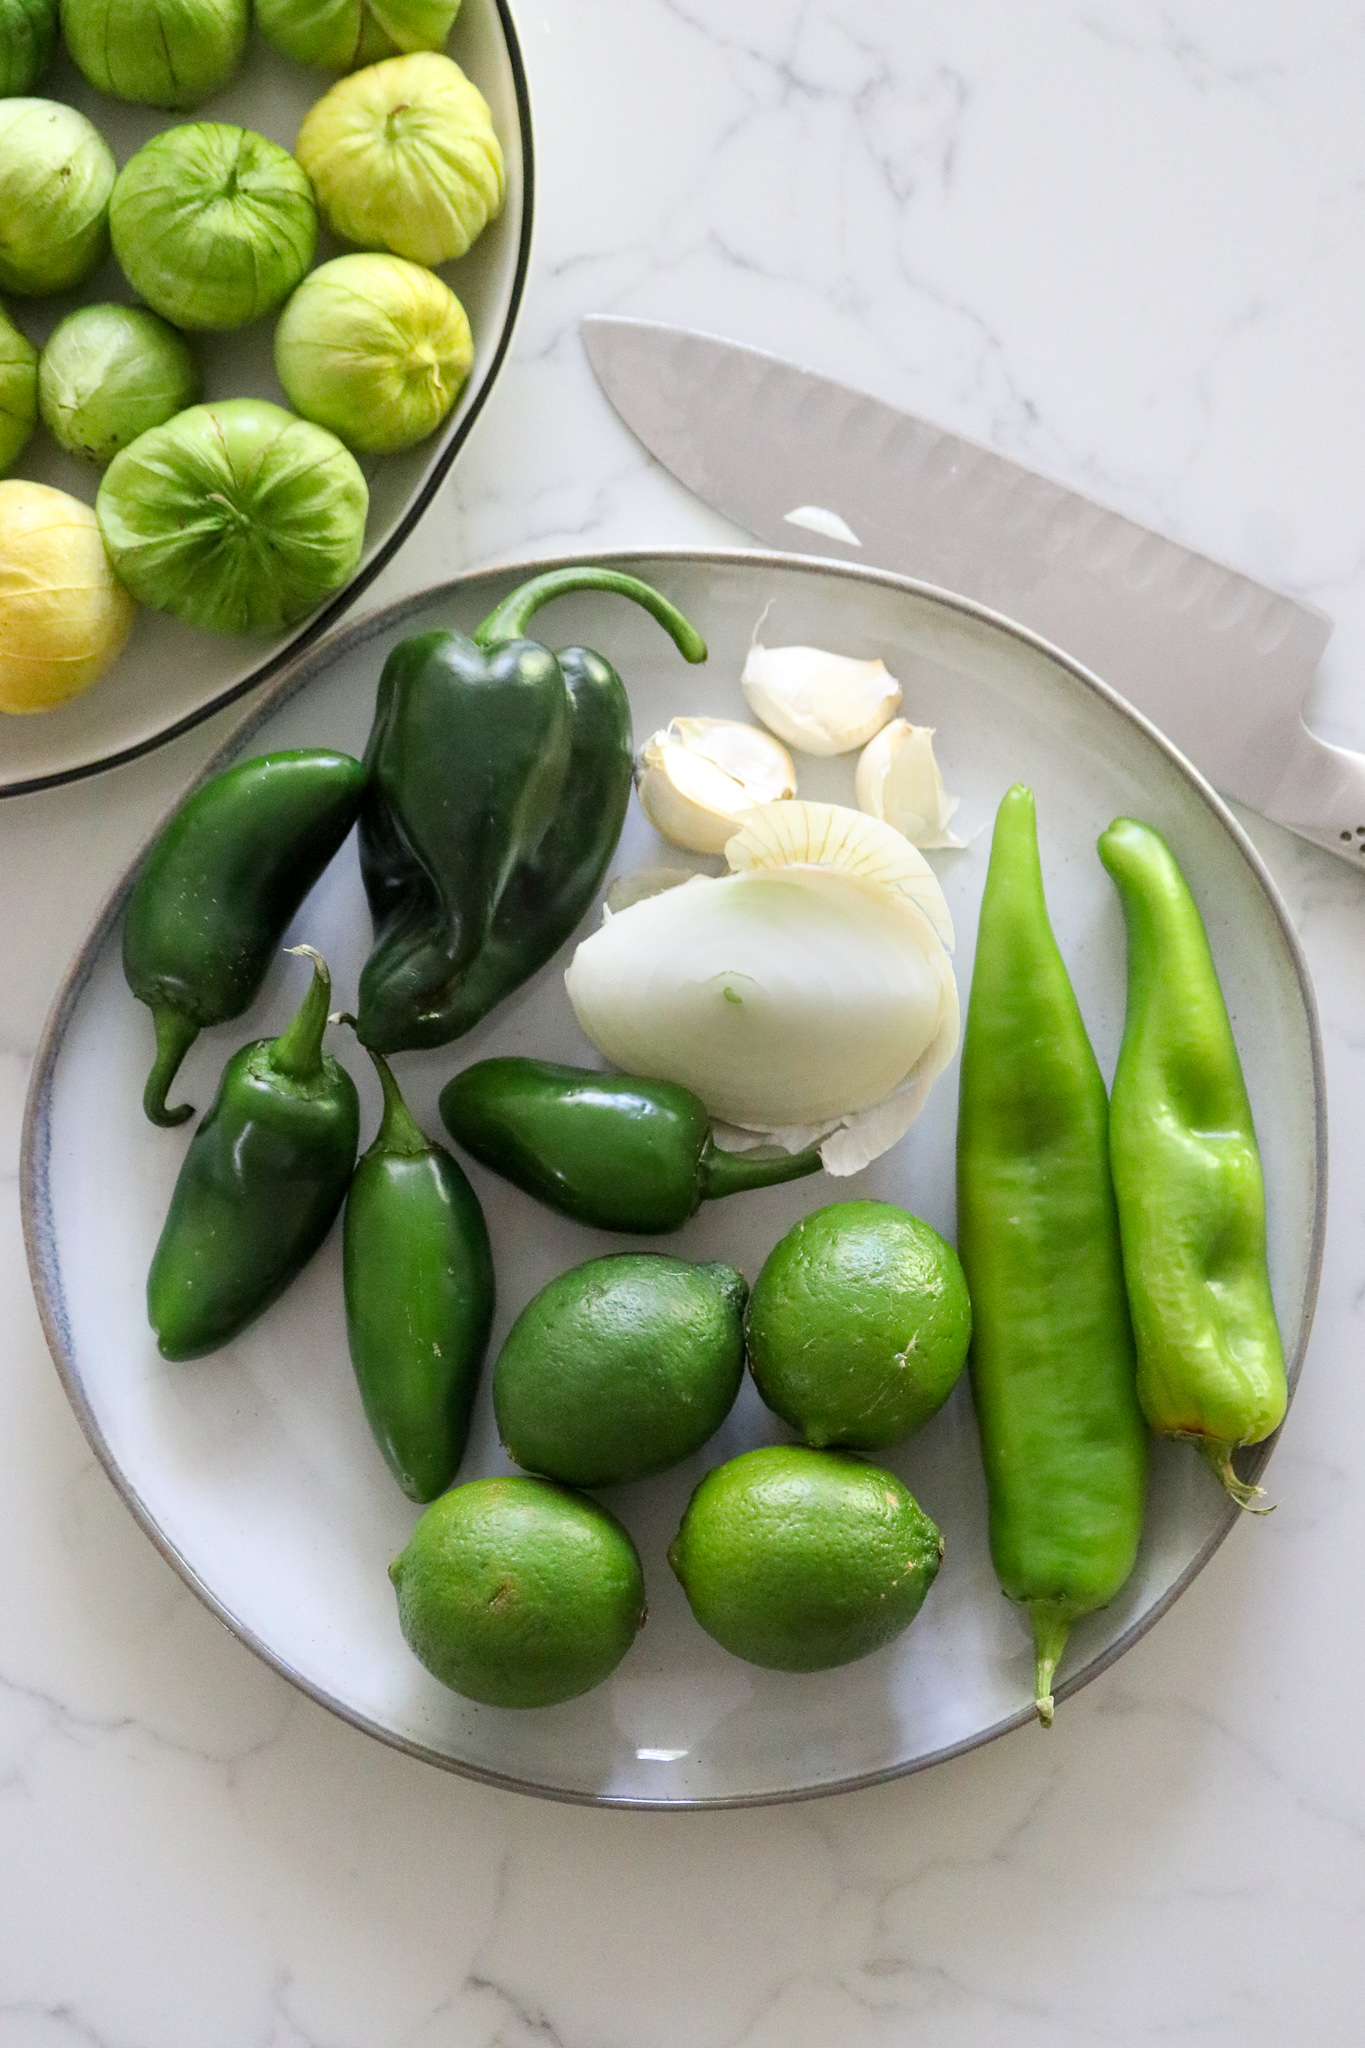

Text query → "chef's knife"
[583,315,1363,863]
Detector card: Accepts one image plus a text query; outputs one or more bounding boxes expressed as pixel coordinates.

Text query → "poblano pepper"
[343,1040,495,1503]
[957,787,1148,1726]
[147,948,360,1361]
[1098,817,1287,1508]
[439,1057,822,1235]
[124,748,367,1126]
[355,567,707,1053]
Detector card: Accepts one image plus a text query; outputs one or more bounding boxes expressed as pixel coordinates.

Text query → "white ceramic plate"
[22,551,1325,1807]
[0,3,532,797]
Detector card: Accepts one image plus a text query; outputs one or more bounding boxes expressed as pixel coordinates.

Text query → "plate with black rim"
[0,0,532,798]
[21,549,1326,1807]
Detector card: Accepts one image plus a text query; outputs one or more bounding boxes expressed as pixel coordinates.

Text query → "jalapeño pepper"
[439,1057,821,1235]
[124,748,367,1126]
[147,948,360,1361]
[355,567,707,1053]
[343,1042,495,1502]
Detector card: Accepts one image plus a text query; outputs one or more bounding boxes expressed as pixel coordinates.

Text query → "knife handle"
[1270,723,1365,866]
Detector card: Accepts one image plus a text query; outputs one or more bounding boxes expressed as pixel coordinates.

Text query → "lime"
[389,1476,646,1708]
[668,1446,943,1671]
[493,1254,747,1488]
[745,1200,971,1450]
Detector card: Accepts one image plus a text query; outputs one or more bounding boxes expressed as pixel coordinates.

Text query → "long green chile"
[956,786,1148,1724]
[146,948,359,1361]
[1098,817,1287,1508]
[124,748,367,1125]
[343,1039,495,1503]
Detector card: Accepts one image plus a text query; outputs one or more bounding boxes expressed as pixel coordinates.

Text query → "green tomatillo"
[111,124,317,331]
[39,304,200,467]
[97,398,368,636]
[0,303,37,475]
[257,0,461,71]
[60,0,248,109]
[295,51,504,267]
[0,0,59,95]
[273,253,473,454]
[0,99,114,296]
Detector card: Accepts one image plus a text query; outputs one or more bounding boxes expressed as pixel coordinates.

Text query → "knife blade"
[583,315,1365,863]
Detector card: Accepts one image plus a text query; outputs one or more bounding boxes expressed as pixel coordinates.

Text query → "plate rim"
[20,545,1329,1809]
[0,0,536,803]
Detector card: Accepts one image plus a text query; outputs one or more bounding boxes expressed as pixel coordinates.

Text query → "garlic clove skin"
[635,716,796,854]
[855,720,965,849]
[740,642,901,755]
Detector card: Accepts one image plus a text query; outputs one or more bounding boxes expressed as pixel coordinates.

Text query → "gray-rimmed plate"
[21,550,1326,1807]
[0,1,532,797]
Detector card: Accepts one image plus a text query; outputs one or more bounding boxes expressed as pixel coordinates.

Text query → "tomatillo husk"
[0,99,115,297]
[111,124,317,331]
[0,303,38,475]
[39,304,200,467]
[59,0,248,109]
[257,0,461,72]
[0,0,59,95]
[273,253,473,454]
[0,480,136,713]
[295,52,504,267]
[96,397,368,636]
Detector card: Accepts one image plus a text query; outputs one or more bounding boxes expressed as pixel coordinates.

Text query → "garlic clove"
[635,716,796,854]
[740,642,901,755]
[856,720,965,849]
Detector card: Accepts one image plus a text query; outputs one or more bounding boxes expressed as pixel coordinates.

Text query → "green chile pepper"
[957,787,1148,1725]
[1098,817,1287,1508]
[355,568,706,1053]
[147,948,360,1361]
[439,1057,822,1235]
[124,748,367,1126]
[343,1041,495,1503]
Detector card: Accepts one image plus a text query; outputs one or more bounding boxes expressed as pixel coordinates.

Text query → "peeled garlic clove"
[856,721,965,849]
[635,716,796,854]
[740,642,901,755]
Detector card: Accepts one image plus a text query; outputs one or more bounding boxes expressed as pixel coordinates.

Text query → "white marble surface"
[3,2,1365,2041]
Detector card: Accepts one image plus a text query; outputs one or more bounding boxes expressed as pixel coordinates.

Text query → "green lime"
[668,1446,943,1671]
[745,1200,971,1450]
[389,1476,646,1709]
[493,1254,747,1488]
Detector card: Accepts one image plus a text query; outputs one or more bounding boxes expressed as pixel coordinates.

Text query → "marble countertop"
[4,4,1364,2042]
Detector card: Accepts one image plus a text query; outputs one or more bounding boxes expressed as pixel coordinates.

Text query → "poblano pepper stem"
[439,1056,821,1235]
[472,567,708,665]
